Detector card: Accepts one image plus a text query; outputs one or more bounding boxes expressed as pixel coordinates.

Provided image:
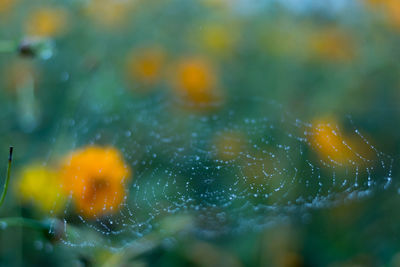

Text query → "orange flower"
[172,57,223,109]
[25,7,68,37]
[61,146,131,218]
[125,47,166,88]
[308,119,373,166]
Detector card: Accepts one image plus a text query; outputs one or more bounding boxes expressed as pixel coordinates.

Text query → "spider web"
[42,95,393,248]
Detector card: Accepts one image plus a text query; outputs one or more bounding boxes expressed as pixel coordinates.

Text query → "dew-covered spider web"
[42,95,393,249]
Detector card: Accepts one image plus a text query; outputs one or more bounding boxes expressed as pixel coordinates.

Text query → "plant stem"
[0,147,13,208]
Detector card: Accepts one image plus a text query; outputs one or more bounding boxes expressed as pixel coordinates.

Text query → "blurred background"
[1,0,400,266]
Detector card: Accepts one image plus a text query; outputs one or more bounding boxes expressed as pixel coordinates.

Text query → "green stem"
[0,147,13,208]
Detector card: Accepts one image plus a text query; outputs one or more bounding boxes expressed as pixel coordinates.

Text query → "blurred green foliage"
[1,0,400,266]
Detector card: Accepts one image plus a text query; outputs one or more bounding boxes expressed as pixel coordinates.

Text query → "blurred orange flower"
[308,119,373,166]
[25,7,68,37]
[308,28,355,62]
[172,57,223,109]
[125,46,166,88]
[61,146,131,218]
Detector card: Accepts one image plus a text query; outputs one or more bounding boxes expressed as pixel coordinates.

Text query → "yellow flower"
[308,28,355,62]
[25,7,68,37]
[125,46,166,89]
[172,57,223,110]
[60,146,131,218]
[15,164,66,215]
